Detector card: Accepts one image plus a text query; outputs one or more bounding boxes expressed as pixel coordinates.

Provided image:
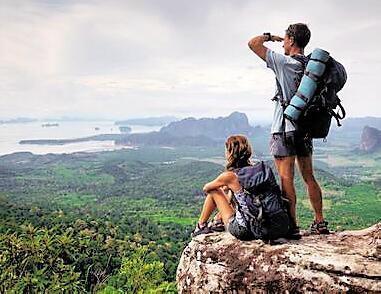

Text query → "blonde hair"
[225,135,253,171]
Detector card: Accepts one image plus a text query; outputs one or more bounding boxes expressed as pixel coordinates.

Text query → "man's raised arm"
[248,34,284,61]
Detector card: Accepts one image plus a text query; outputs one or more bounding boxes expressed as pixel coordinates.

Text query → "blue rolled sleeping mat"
[283,48,330,122]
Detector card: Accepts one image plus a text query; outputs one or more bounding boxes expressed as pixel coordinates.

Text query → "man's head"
[283,23,311,55]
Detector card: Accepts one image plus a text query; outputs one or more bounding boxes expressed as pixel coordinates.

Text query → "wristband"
[263,32,272,42]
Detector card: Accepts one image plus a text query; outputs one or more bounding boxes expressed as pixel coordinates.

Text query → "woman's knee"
[206,187,225,196]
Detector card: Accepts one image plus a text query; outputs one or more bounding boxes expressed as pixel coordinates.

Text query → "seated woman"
[192,134,290,241]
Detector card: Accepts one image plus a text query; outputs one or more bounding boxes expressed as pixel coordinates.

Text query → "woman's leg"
[198,188,234,225]
[213,189,234,222]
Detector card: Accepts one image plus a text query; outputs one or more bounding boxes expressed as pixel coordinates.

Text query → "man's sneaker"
[310,220,330,235]
[285,225,302,240]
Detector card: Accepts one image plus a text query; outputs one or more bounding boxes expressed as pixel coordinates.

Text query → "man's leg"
[274,156,297,225]
[296,155,324,222]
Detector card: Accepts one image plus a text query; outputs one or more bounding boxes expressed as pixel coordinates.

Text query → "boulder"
[177,223,381,293]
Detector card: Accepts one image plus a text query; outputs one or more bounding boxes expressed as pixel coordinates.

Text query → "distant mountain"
[115,116,178,126]
[319,116,381,147]
[19,112,264,148]
[160,112,258,139]
[359,126,381,153]
[333,117,381,132]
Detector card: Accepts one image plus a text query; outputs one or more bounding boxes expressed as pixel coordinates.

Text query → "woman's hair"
[225,135,253,171]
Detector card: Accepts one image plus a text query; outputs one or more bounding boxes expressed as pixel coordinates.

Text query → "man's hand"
[271,35,284,42]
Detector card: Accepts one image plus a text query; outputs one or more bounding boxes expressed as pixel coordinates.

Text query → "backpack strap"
[291,54,309,68]
[330,101,346,127]
[272,79,286,106]
[280,54,308,141]
[304,70,320,82]
[330,110,342,127]
[260,160,265,172]
[336,99,346,119]
[273,55,307,107]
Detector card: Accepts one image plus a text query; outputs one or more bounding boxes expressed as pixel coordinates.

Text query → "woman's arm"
[203,172,234,193]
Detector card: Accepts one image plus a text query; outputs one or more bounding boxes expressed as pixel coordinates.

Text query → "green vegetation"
[0,145,379,292]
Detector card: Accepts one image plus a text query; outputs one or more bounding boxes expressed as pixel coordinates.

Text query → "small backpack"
[290,53,347,138]
[233,162,290,240]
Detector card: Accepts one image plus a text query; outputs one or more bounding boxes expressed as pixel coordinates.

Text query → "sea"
[0,121,161,156]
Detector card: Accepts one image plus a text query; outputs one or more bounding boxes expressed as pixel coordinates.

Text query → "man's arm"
[248,34,284,61]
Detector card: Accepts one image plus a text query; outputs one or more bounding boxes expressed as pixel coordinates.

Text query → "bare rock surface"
[177,223,381,293]
[360,126,381,153]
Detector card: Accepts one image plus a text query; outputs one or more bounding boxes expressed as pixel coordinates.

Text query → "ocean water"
[0,121,161,156]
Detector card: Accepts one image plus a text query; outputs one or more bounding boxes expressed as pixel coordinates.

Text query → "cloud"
[0,0,380,120]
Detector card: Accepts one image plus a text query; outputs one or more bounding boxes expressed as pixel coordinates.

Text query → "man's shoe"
[285,225,302,240]
[310,220,330,235]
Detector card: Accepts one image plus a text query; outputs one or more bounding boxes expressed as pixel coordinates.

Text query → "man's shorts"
[270,131,313,157]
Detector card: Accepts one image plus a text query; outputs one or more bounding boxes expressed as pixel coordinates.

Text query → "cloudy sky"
[1,0,380,122]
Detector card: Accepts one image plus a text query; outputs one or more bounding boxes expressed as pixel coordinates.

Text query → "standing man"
[248,23,329,238]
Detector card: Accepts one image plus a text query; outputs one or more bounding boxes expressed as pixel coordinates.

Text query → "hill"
[0,147,380,292]
[160,111,259,139]
[360,126,381,153]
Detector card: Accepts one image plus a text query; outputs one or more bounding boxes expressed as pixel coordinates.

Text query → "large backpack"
[277,50,347,138]
[291,53,347,138]
[233,162,290,240]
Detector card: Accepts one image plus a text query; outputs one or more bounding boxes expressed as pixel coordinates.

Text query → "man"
[248,23,329,238]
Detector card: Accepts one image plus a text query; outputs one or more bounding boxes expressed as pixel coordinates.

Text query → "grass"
[2,145,380,233]
[296,183,380,230]
[52,165,115,186]
[149,215,197,226]
[53,193,97,208]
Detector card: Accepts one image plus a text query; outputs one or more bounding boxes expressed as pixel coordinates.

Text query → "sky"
[1,0,380,122]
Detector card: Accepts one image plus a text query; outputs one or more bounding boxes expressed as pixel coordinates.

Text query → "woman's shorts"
[227,216,256,241]
[270,131,313,157]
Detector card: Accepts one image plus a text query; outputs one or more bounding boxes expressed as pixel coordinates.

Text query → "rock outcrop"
[160,112,258,140]
[177,223,381,293]
[360,126,381,153]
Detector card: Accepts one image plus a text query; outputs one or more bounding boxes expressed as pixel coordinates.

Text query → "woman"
[192,134,289,241]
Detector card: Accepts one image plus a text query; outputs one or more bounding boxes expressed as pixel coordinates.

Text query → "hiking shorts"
[227,215,256,241]
[270,131,313,157]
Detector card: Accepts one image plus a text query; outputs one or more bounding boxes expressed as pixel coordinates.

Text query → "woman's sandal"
[208,219,225,232]
[191,222,213,237]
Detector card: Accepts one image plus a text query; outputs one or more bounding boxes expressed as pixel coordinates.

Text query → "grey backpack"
[234,162,290,240]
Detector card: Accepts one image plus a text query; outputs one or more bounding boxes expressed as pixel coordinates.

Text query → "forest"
[0,145,380,292]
